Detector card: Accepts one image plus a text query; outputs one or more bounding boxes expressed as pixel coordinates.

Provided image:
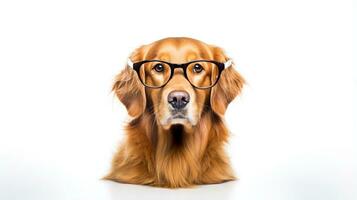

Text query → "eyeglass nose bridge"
[170,63,188,74]
[171,63,187,69]
[171,63,183,68]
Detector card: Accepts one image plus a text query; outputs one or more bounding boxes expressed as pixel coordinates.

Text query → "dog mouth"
[168,110,190,123]
[171,113,186,119]
[160,110,194,130]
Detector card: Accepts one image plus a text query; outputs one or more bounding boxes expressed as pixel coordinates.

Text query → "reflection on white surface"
[0,151,355,200]
[105,181,236,200]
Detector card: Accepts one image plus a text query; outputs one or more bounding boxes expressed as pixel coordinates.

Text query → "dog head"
[113,37,244,131]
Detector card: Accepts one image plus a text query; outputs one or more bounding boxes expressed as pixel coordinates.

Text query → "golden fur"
[104,37,244,188]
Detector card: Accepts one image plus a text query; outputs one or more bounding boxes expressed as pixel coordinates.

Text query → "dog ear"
[112,65,146,118]
[210,47,245,116]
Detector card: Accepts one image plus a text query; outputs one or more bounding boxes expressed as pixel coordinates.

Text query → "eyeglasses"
[127,59,232,89]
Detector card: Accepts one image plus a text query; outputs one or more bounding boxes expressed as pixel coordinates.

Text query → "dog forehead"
[145,38,213,62]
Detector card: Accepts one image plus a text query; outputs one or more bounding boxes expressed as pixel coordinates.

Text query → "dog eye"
[193,64,203,73]
[153,64,164,72]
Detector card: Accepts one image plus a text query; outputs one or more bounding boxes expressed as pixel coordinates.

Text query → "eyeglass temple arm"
[127,59,233,68]
[224,59,233,68]
[127,59,134,68]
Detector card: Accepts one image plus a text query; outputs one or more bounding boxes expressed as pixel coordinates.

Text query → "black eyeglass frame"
[129,59,230,89]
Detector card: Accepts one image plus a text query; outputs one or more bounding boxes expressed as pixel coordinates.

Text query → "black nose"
[167,90,190,110]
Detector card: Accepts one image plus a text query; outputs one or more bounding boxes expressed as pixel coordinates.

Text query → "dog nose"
[168,90,190,110]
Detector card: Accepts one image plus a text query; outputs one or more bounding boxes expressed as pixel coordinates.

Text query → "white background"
[0,0,355,199]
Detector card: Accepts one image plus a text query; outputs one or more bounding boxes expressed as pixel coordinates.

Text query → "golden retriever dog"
[105,37,244,188]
